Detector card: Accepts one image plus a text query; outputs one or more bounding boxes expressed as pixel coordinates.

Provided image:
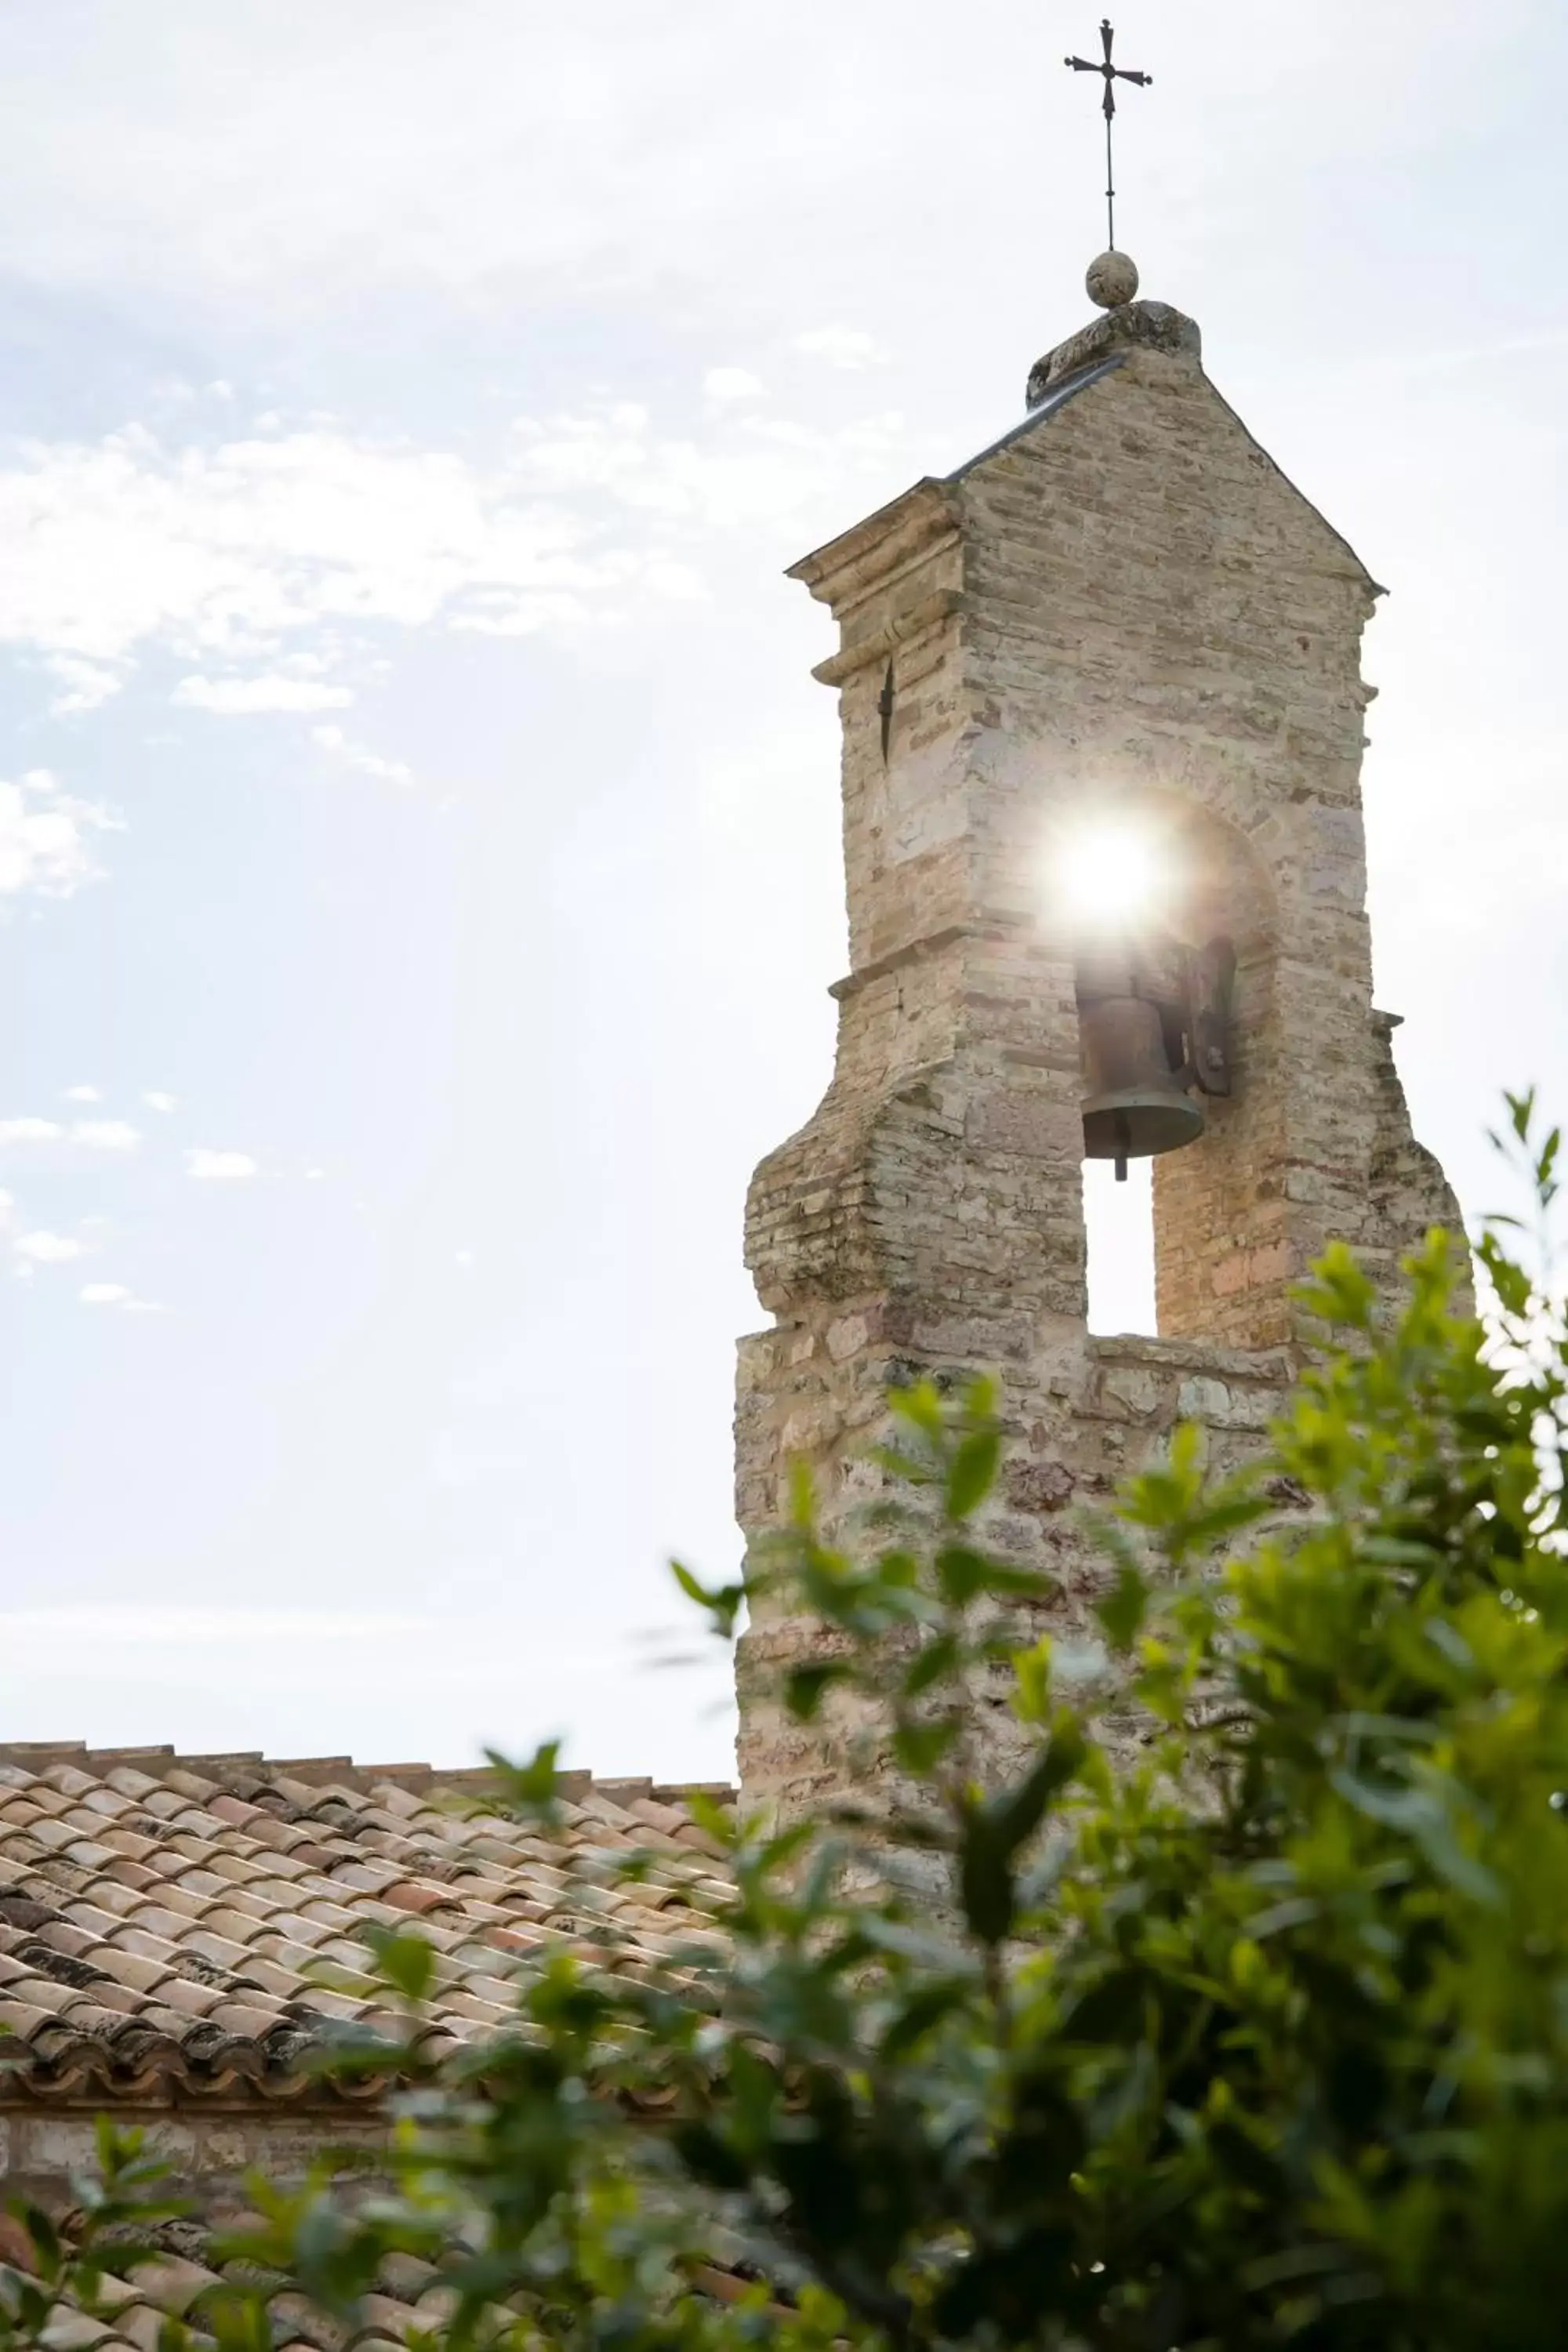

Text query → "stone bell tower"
[734,258,1462,1820]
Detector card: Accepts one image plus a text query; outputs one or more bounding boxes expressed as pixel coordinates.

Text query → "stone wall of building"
[0,2106,387,2207]
[735,294,1464,1827]
[736,1313,1295,1820]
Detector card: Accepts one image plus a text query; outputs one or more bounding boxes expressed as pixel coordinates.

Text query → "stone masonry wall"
[736,298,1463,1828]
[0,2107,387,2207]
[736,1314,1293,1820]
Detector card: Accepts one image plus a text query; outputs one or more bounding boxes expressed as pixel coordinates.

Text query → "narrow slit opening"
[1083,1155,1157,1336]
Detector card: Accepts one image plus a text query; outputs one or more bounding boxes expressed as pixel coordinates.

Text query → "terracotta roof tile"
[0,1994,57,2038]
[123,2254,216,2316]
[69,1981,143,2017]
[78,1786,132,1817]
[151,1976,224,2020]
[107,2308,167,2352]
[200,1904,270,1944]
[62,1839,121,1872]
[88,1947,171,1994]
[107,1926,183,1965]
[5,1973,86,2016]
[182,1930,256,1973]
[223,1954,301,2002]
[206,1998,289,2038]
[109,1903,187,1942]
[204,1792,263,1827]
[27,1818,83,1853]
[37,2307,115,2347]
[139,1889,212,1928]
[249,1933,326,1977]
[51,2002,131,2039]
[96,1828,158,1862]
[114,1999,191,2040]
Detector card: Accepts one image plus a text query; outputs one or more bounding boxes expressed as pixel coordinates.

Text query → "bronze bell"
[1080,993,1205,1179]
[1075,928,1235,1181]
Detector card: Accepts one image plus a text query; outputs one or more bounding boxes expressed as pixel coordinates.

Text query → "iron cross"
[1065,18,1152,251]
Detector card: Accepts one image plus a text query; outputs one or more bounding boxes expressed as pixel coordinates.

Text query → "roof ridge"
[0,1740,735,1808]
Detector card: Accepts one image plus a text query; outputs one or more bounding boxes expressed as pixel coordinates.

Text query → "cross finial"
[1065,17,1152,252]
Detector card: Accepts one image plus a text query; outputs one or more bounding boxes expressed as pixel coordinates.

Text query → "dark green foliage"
[9,1098,1568,2349]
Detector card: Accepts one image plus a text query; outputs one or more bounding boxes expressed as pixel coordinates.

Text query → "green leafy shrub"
[8,1094,1568,2351]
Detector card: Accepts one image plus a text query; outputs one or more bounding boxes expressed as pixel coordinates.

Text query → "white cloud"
[0,1115,140,1168]
[172,673,356,713]
[702,366,763,401]
[185,1147,258,1181]
[47,654,128,713]
[0,402,916,704]
[0,769,117,898]
[0,424,635,682]
[14,1230,86,1263]
[310,725,415,786]
[78,1280,162,1312]
[142,1090,177,1112]
[791,326,888,371]
[63,1084,101,1102]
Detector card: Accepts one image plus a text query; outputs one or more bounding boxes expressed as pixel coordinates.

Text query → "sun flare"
[1055,819,1163,925]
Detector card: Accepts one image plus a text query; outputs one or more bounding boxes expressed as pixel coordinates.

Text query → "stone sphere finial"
[1086,249,1139,309]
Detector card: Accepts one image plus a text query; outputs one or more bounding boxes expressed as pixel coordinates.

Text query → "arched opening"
[1043,789,1276,1342]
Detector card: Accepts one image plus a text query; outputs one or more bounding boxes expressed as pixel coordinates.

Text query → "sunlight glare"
[1057,819,1161,924]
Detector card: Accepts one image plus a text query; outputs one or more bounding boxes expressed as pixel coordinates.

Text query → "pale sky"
[0,1,1562,1783]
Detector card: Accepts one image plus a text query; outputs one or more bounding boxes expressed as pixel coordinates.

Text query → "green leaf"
[892,1716,960,1774]
[877,1979,976,2060]
[887,1378,946,1439]
[484,1737,562,1819]
[946,1428,1000,1521]
[361,1926,437,2005]
[958,1720,1087,1944]
[1506,1085,1536,1144]
[684,1788,739,1849]
[1094,1558,1149,1651]
[902,1633,961,1698]
[1011,1635,1054,1726]
[670,1559,744,1637]
[786,1661,849,1722]
[935,1541,991,1606]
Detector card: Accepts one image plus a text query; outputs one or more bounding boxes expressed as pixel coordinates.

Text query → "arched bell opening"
[1040,789,1278,1342]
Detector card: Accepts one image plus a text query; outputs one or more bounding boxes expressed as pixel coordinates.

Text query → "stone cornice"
[810,585,964,686]
[786,480,960,609]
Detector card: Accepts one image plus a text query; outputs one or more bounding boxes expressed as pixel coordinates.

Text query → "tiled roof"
[0,2215,768,2350]
[0,1742,735,2111]
[1,2216,500,2352]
